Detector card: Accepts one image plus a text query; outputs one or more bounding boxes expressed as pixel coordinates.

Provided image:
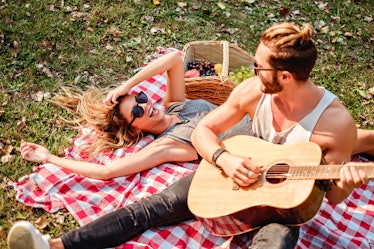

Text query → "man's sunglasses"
[128,91,148,127]
[252,62,286,76]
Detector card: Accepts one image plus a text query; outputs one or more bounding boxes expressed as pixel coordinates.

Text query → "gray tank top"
[251,88,337,144]
[157,99,252,146]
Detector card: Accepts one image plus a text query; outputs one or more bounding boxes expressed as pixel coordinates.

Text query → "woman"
[19,51,252,180]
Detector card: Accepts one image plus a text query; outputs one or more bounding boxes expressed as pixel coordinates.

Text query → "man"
[191,22,368,248]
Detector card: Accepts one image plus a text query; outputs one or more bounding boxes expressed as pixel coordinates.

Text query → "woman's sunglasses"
[128,91,148,127]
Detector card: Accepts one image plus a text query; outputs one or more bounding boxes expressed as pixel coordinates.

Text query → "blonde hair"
[261,22,317,80]
[51,87,144,159]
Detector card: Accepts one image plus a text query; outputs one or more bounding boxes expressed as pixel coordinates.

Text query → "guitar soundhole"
[266,163,290,184]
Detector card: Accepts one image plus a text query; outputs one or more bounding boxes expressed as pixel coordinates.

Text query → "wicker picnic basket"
[182,40,255,105]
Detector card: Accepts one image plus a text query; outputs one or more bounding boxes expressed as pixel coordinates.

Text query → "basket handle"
[221,41,229,77]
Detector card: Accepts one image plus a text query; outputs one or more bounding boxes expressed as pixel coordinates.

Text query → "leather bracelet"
[211,148,228,169]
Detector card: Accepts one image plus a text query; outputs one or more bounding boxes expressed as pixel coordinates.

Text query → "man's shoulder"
[312,98,357,154]
[323,98,353,120]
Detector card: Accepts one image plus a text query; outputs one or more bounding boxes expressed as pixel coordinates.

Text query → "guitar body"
[188,135,325,236]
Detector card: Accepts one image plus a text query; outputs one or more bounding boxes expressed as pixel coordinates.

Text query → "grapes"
[229,66,255,84]
[187,59,218,77]
[186,60,254,83]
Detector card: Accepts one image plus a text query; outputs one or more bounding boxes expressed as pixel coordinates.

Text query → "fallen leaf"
[126,56,133,62]
[31,91,44,102]
[10,40,20,57]
[217,2,225,9]
[49,5,59,11]
[177,2,187,7]
[153,0,160,5]
[116,50,123,57]
[55,213,65,224]
[0,226,5,239]
[369,87,374,95]
[150,27,165,34]
[344,31,353,37]
[65,6,73,13]
[71,11,83,18]
[279,8,290,17]
[143,16,154,22]
[320,26,330,33]
[134,36,142,44]
[16,117,27,133]
[364,16,373,22]
[42,66,53,77]
[357,89,368,98]
[106,44,114,50]
[110,27,122,38]
[331,16,340,23]
[5,146,12,156]
[44,92,52,100]
[44,39,54,50]
[1,155,15,164]
[36,63,44,70]
[35,216,49,230]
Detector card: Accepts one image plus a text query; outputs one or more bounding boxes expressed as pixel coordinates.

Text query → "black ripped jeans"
[61,173,299,249]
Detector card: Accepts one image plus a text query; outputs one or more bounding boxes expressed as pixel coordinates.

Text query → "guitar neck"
[287,165,374,180]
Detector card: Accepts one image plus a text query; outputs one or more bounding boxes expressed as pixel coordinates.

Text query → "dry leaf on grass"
[30,91,44,102]
[10,40,20,57]
[217,2,225,9]
[16,116,27,133]
[369,87,374,96]
[35,216,49,230]
[0,142,15,164]
[177,2,187,8]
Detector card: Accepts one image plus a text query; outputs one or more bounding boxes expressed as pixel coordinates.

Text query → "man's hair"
[261,22,317,81]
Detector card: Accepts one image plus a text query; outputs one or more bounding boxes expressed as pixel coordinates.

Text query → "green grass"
[0,0,373,247]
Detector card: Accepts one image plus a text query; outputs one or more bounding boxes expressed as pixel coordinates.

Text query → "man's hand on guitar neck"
[216,152,264,187]
[326,162,370,204]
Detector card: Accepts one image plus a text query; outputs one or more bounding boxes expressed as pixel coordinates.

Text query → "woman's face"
[118,93,164,131]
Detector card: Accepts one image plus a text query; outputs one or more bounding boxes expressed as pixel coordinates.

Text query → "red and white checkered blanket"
[11,48,374,249]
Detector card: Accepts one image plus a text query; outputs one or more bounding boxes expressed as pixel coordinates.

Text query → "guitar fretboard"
[266,165,374,180]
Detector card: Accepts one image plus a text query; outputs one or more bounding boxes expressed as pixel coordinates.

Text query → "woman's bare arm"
[104,51,186,107]
[20,139,198,180]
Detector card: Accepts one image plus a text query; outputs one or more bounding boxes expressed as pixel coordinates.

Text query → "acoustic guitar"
[187,135,374,236]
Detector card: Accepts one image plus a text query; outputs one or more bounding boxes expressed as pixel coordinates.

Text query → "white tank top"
[251,88,337,144]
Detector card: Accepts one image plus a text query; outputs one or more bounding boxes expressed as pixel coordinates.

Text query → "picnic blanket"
[11,47,374,249]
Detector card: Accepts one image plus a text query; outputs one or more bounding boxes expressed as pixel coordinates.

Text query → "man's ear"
[281,71,293,81]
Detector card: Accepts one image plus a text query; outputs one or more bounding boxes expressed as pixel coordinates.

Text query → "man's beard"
[260,74,283,94]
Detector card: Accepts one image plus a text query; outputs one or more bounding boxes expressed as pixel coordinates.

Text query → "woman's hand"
[104,83,130,106]
[19,141,51,163]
